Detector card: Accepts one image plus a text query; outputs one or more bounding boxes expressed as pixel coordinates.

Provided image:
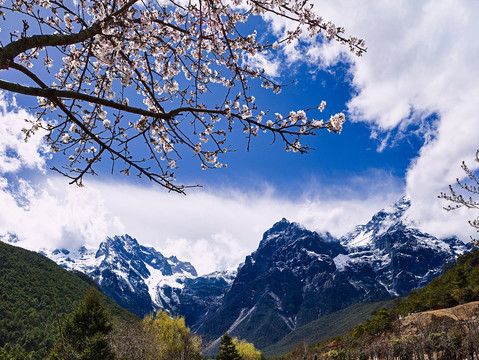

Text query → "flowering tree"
[0,0,365,192]
[439,150,479,242]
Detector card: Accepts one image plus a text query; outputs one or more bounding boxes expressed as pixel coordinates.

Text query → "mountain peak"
[273,217,292,228]
[380,195,411,216]
[342,196,412,249]
[113,234,140,251]
[269,217,302,232]
[258,218,303,248]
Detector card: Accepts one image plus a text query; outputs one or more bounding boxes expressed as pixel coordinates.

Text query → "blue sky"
[1,1,478,274]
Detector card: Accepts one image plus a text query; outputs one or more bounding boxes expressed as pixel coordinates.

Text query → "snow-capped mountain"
[197,198,471,350]
[1,196,471,351]
[197,219,387,350]
[340,196,469,295]
[342,196,413,249]
[42,235,235,320]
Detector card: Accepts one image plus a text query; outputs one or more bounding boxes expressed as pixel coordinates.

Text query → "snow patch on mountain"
[333,253,350,271]
[342,196,413,249]
[347,229,373,248]
[227,306,257,334]
[305,249,330,262]
[144,263,189,305]
[48,246,100,272]
[201,270,237,282]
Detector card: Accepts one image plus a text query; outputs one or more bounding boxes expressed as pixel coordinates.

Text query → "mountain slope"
[295,249,479,360]
[198,219,391,351]
[43,235,236,322]
[0,241,133,358]
[341,197,469,295]
[395,248,479,315]
[262,298,398,357]
[177,270,237,327]
[198,198,469,351]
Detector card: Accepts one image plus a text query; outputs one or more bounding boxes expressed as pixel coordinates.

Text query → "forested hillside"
[396,249,479,315]
[0,241,133,358]
[262,299,397,357]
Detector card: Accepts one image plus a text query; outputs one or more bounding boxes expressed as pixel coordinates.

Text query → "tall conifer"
[49,289,115,360]
[216,333,242,360]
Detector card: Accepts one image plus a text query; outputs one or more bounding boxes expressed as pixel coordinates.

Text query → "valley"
[1,196,473,358]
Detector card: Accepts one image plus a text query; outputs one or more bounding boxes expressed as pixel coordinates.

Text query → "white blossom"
[0,0,363,190]
[61,133,71,143]
[318,100,326,112]
[329,113,346,132]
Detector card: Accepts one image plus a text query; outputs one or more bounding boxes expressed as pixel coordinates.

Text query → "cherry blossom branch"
[0,0,138,69]
[5,62,185,190]
[0,0,360,190]
[439,150,479,241]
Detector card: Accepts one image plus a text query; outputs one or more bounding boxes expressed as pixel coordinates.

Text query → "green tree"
[0,343,34,360]
[216,333,242,360]
[49,289,115,360]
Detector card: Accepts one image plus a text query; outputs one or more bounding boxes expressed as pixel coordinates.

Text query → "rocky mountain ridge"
[0,196,471,350]
[340,197,468,295]
[197,197,470,350]
[39,235,236,320]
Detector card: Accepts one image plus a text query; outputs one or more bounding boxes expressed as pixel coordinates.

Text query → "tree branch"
[0,0,139,69]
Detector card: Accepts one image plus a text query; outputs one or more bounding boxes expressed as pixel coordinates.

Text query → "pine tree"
[216,333,242,360]
[49,289,115,360]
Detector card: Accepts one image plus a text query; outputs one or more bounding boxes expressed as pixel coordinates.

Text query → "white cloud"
[296,0,479,239]
[0,93,49,173]
[247,52,281,78]
[0,177,119,251]
[0,174,400,275]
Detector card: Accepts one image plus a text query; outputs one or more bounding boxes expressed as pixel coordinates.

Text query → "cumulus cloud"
[0,93,49,173]
[246,52,281,78]
[0,177,121,251]
[288,0,479,239]
[0,174,401,275]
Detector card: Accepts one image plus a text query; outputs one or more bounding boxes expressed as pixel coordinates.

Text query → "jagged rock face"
[197,219,391,350]
[94,235,201,316]
[178,271,237,327]
[44,234,235,320]
[198,198,470,351]
[8,196,470,351]
[340,197,470,296]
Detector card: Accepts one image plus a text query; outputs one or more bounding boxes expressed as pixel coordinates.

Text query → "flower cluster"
[0,0,364,191]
